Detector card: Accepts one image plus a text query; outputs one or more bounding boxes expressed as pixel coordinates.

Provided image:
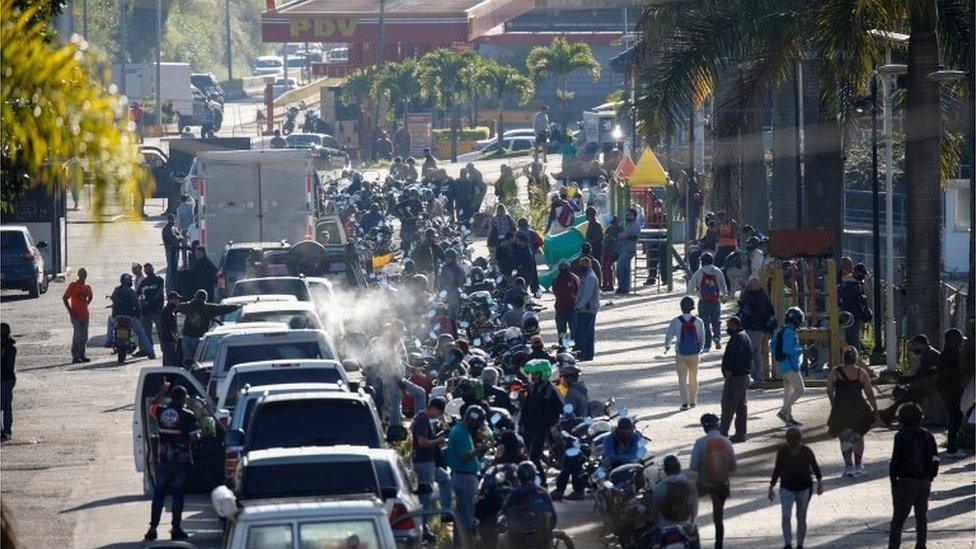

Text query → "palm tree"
[525,37,601,132]
[341,66,378,160]
[419,48,479,162]
[476,60,535,142]
[375,58,423,119]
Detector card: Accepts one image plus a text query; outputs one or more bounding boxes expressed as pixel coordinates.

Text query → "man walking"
[1,323,16,441]
[664,297,705,410]
[519,360,563,486]
[412,397,452,543]
[615,208,641,295]
[738,277,775,387]
[687,252,728,351]
[690,413,736,549]
[574,257,600,361]
[162,214,181,292]
[888,403,939,549]
[774,307,805,426]
[138,264,165,347]
[107,273,154,359]
[551,260,579,344]
[720,317,752,442]
[145,382,200,541]
[159,292,182,367]
[62,268,93,363]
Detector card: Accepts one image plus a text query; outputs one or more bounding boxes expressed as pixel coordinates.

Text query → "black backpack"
[660,480,693,523]
[773,328,787,362]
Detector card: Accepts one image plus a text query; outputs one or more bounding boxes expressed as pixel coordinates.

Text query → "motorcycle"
[282,106,299,135]
[112,316,138,364]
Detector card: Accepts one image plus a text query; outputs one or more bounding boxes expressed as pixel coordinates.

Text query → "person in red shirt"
[62,268,93,363]
[551,259,580,343]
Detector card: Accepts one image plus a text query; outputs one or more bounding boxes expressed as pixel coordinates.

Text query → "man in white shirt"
[664,296,706,409]
[686,252,728,351]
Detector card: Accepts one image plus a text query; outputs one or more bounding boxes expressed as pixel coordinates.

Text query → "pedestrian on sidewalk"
[571,242,602,289]
[826,346,880,477]
[738,277,775,387]
[689,413,736,549]
[584,206,604,261]
[552,260,579,343]
[138,263,164,347]
[62,268,93,363]
[162,214,181,292]
[574,257,600,361]
[774,307,805,426]
[614,208,641,295]
[600,216,621,292]
[720,317,751,442]
[687,252,727,351]
[888,403,939,549]
[769,427,823,549]
[936,328,968,458]
[159,292,182,367]
[1,323,16,442]
[664,296,705,410]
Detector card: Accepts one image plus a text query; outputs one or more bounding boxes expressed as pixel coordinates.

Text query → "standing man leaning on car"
[176,290,240,361]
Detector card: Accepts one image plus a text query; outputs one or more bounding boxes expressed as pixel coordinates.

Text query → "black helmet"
[785,307,804,328]
[120,273,133,285]
[473,257,489,270]
[402,258,416,274]
[499,430,524,453]
[464,404,486,425]
[559,363,581,380]
[470,266,485,282]
[521,312,540,337]
[746,236,760,249]
[555,352,576,370]
[516,460,538,483]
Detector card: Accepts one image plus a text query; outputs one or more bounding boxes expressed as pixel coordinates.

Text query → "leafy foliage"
[375,57,423,117]
[1,0,145,212]
[525,37,601,89]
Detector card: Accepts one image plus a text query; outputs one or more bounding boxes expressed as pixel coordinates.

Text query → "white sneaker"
[843,465,855,477]
[854,463,865,475]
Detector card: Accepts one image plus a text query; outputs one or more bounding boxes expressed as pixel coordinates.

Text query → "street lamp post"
[156,0,162,134]
[225,0,233,80]
[869,76,883,360]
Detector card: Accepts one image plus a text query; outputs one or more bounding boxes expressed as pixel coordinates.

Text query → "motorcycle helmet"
[785,306,804,328]
[523,358,552,382]
[559,363,581,381]
[470,266,485,283]
[402,258,416,275]
[516,461,538,484]
[120,273,133,286]
[555,352,577,371]
[470,290,494,306]
[467,356,487,377]
[463,404,486,425]
[499,431,525,460]
[457,377,485,402]
[473,256,489,270]
[521,311,540,337]
[746,236,760,250]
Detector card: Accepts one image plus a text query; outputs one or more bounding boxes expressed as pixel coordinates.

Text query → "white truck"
[196,149,318,257]
[113,62,193,116]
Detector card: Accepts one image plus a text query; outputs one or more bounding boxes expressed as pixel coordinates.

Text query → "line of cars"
[133,262,429,547]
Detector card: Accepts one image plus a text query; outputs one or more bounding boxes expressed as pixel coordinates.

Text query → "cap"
[167,291,182,300]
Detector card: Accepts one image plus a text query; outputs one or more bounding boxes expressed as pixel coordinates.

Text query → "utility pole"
[225,0,233,80]
[120,0,127,95]
[793,60,804,227]
[687,107,695,242]
[870,76,883,360]
[156,0,162,131]
[370,0,386,161]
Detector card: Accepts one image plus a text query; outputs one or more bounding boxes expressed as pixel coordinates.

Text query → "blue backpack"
[676,316,702,355]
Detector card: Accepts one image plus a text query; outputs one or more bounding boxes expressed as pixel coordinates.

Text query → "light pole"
[371,0,387,162]
[82,0,88,39]
[156,0,162,133]
[120,0,127,95]
[876,63,907,371]
[869,76,883,360]
[225,0,233,80]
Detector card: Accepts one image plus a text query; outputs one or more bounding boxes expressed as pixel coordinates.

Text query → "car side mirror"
[386,424,408,444]
[224,428,244,447]
[36,241,47,249]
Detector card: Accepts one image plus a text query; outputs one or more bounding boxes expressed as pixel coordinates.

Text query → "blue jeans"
[1,380,14,436]
[150,461,189,529]
[698,300,722,350]
[384,377,427,424]
[554,310,575,338]
[165,248,179,293]
[414,461,452,533]
[180,336,200,365]
[555,452,584,494]
[452,472,478,540]
[574,311,596,360]
[616,249,635,294]
[105,316,153,355]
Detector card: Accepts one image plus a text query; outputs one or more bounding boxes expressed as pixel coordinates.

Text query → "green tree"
[525,37,600,132]
[1,0,145,213]
[342,65,378,159]
[476,60,534,143]
[375,57,423,118]
[419,48,479,162]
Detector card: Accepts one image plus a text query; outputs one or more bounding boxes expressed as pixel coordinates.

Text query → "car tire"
[28,281,39,298]
[40,276,49,294]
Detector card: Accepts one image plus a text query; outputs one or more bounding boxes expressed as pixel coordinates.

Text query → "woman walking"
[769,427,823,549]
[826,346,879,476]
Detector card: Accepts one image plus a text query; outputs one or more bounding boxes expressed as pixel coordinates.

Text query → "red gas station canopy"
[262,0,534,44]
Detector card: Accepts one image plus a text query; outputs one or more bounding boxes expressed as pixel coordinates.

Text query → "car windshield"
[197,334,224,363]
[287,135,320,147]
[191,74,217,88]
[239,460,378,500]
[223,341,328,373]
[232,279,310,301]
[222,249,252,273]
[225,368,342,407]
[247,399,381,450]
[0,231,27,252]
[299,520,381,549]
[239,311,320,329]
[319,136,341,149]
[255,58,281,68]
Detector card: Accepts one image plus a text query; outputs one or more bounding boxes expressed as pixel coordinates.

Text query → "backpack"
[773,328,787,362]
[699,438,733,488]
[556,203,575,227]
[676,316,702,355]
[660,480,693,523]
[699,272,721,302]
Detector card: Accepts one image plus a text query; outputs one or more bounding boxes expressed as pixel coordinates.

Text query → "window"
[511,139,532,151]
[299,520,380,549]
[956,186,971,231]
[239,311,321,329]
[246,524,292,549]
[247,399,382,450]
[0,231,26,251]
[223,341,327,372]
[225,368,342,407]
[239,460,378,500]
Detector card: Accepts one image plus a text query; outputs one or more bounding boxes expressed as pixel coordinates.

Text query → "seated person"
[879,334,941,425]
[503,461,557,549]
[603,417,641,469]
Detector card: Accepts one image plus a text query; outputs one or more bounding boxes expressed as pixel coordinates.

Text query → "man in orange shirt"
[62,268,93,363]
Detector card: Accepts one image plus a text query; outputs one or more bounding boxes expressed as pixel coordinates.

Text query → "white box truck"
[113,62,194,118]
[196,149,317,257]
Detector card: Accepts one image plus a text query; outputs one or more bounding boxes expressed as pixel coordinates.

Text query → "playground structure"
[757,228,846,386]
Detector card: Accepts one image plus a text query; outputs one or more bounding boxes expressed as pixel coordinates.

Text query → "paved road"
[2,188,974,548]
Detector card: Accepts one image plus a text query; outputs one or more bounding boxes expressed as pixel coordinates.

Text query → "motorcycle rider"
[650,454,700,548]
[438,248,466,316]
[603,417,642,469]
[270,129,287,149]
[551,362,588,501]
[476,430,527,545]
[519,359,563,488]
[528,335,554,363]
[158,292,182,367]
[106,273,154,358]
[412,228,443,279]
[502,461,558,549]
[137,263,164,347]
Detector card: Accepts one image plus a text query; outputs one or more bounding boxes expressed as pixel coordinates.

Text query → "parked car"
[475,128,534,150]
[237,300,323,330]
[207,329,336,399]
[231,446,381,501]
[189,322,289,375]
[190,72,224,103]
[272,77,297,98]
[480,135,536,156]
[216,241,293,300]
[285,132,350,170]
[252,55,283,77]
[0,225,48,297]
[230,276,312,302]
[364,448,425,546]
[216,359,354,413]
